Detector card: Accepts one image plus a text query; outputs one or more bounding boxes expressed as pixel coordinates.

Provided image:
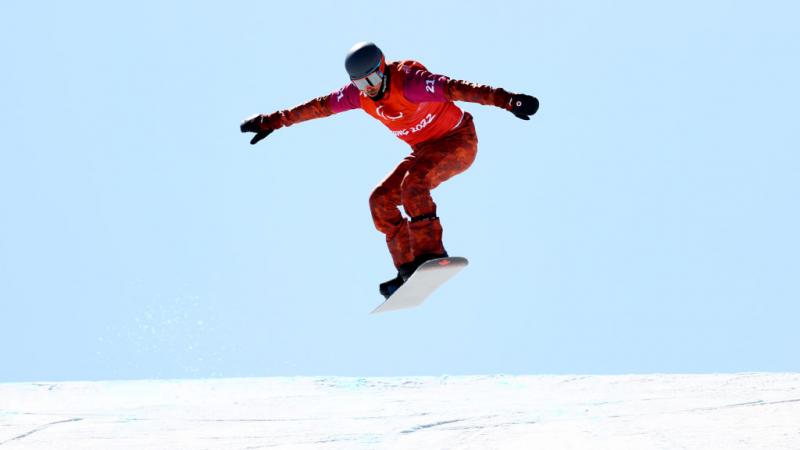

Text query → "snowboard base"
[371,257,468,314]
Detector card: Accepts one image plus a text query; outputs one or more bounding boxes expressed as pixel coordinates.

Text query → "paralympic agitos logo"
[376,106,404,121]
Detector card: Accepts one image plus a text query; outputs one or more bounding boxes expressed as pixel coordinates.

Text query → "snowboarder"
[240,42,538,299]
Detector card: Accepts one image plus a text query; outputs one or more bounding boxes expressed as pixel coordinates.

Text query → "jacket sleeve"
[444,79,514,110]
[401,66,514,110]
[266,84,361,129]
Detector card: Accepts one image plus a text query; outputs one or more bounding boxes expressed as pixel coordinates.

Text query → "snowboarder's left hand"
[508,94,539,120]
[240,114,277,145]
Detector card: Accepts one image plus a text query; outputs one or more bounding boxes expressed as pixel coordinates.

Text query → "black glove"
[509,94,539,120]
[240,114,275,145]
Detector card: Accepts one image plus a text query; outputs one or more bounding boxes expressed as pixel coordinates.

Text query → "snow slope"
[1,374,799,449]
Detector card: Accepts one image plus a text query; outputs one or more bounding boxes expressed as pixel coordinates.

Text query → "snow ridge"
[0,374,798,449]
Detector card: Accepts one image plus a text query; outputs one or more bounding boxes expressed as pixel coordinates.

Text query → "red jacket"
[264,60,515,146]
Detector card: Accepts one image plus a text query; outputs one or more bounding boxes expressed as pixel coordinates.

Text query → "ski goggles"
[351,69,385,91]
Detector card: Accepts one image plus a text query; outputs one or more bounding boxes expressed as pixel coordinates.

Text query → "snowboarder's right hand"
[240,114,277,145]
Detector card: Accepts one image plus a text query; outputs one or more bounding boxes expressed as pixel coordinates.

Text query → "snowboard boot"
[379,261,418,299]
[412,251,449,268]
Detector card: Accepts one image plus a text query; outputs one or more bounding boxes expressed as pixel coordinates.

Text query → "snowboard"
[371,256,469,314]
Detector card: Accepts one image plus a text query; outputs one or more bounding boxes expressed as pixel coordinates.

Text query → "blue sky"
[1,0,798,382]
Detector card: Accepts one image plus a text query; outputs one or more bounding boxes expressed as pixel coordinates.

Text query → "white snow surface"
[1,373,799,449]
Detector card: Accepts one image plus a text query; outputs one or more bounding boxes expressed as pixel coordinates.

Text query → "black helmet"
[345,42,384,80]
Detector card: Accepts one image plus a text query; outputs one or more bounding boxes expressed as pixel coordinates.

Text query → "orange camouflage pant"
[369,112,478,268]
